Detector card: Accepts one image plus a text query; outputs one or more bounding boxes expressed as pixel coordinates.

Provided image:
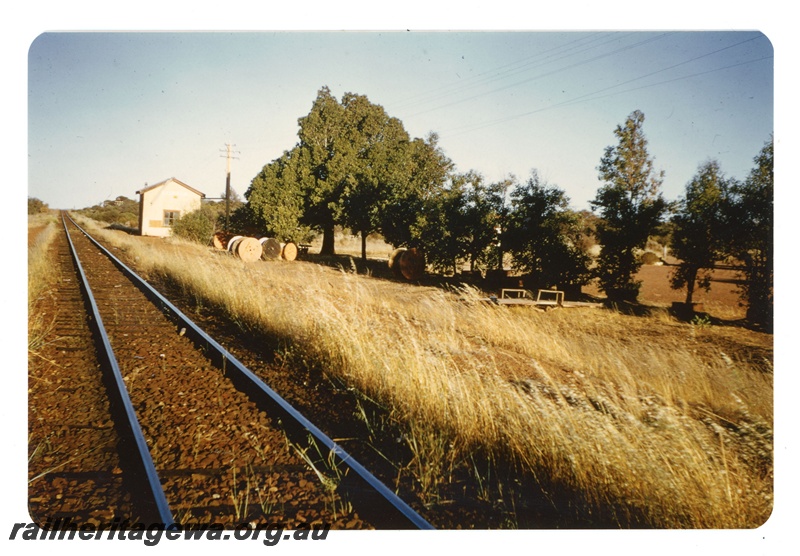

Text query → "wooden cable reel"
[233,237,263,263]
[220,235,262,262]
[388,248,425,280]
[212,232,298,264]
[212,231,233,251]
[280,241,298,261]
[259,237,282,260]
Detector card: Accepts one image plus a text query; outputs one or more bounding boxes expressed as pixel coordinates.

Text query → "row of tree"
[590,109,773,328]
[233,87,594,281]
[228,88,772,328]
[669,143,773,326]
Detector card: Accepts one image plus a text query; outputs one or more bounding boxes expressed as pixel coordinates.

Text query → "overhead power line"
[388,32,615,111]
[438,38,771,139]
[390,33,673,119]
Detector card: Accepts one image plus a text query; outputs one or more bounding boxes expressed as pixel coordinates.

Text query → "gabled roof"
[136,177,205,198]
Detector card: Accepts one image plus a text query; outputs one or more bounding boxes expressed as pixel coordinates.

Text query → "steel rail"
[61,213,175,525]
[66,214,434,530]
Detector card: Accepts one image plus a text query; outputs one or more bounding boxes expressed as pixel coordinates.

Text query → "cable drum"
[234,237,263,263]
[226,235,244,252]
[281,241,298,261]
[259,237,282,260]
[388,248,425,280]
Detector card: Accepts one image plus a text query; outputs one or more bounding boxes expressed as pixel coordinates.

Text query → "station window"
[163,210,180,226]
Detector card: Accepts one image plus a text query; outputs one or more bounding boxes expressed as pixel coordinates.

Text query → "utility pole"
[220,142,239,231]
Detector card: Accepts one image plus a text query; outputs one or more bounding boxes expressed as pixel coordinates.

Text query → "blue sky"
[27,30,773,211]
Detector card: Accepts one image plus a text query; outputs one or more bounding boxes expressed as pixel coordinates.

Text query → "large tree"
[592,110,668,303]
[669,160,729,305]
[242,148,312,242]
[438,171,508,273]
[726,137,773,329]
[463,175,511,272]
[295,87,348,255]
[338,92,411,260]
[410,173,469,274]
[295,87,427,257]
[380,133,453,250]
[397,171,509,275]
[504,171,591,291]
[245,89,453,258]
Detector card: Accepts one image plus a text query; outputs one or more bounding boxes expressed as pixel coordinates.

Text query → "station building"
[136,178,205,237]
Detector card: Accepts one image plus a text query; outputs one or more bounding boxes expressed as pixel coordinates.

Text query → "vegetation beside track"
[59,216,774,528]
[28,213,59,352]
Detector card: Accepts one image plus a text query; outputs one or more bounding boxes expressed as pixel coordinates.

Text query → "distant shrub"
[118,211,138,228]
[171,206,218,245]
[640,251,661,265]
[77,196,139,226]
[28,197,49,215]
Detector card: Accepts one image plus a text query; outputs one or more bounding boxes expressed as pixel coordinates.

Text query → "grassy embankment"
[28,214,59,352]
[77,217,773,528]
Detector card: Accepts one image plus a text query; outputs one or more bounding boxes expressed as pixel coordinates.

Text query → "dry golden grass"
[28,215,59,351]
[77,217,773,528]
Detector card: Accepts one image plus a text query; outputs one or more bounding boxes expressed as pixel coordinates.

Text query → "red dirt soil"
[584,260,747,320]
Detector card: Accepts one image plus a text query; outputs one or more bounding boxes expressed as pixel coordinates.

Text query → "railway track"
[28,213,432,530]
